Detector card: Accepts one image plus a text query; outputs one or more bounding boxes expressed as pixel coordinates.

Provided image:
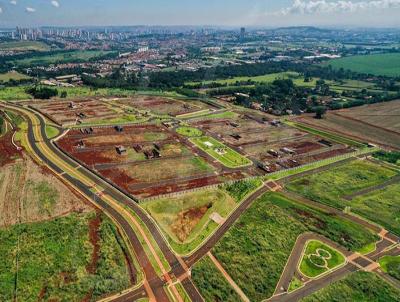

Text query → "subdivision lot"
[301,271,400,301]
[287,159,400,235]
[57,124,253,199]
[117,95,215,117]
[210,192,378,301]
[192,115,354,172]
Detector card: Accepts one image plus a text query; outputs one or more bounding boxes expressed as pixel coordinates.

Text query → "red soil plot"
[0,132,22,166]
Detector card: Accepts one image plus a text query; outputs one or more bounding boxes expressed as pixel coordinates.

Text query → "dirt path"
[207,252,250,302]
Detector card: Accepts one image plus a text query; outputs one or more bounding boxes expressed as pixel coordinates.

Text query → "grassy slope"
[0,72,31,82]
[378,255,400,280]
[212,192,378,301]
[192,256,241,302]
[0,213,131,302]
[327,53,400,77]
[301,272,400,302]
[0,41,50,51]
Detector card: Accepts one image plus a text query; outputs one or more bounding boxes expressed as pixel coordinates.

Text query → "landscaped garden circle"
[299,240,346,278]
[176,126,203,137]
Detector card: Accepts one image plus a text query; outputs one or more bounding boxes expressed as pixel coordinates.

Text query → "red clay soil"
[0,132,22,166]
[286,141,323,154]
[86,213,101,274]
[37,286,47,301]
[171,206,209,242]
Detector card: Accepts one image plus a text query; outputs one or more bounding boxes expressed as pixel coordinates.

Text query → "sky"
[1,0,400,28]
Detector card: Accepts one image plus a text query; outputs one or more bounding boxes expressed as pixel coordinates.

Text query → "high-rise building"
[240,27,246,39]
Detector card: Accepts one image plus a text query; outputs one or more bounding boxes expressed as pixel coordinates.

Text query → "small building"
[280,147,296,155]
[116,146,127,155]
[77,112,86,119]
[270,120,281,127]
[133,144,143,152]
[231,134,242,140]
[69,102,77,109]
[318,139,333,147]
[268,149,280,157]
[144,149,161,159]
[115,125,124,132]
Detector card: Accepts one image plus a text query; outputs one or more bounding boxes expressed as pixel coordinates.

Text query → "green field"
[176,126,203,137]
[0,72,31,82]
[286,160,397,209]
[141,188,236,255]
[287,160,400,234]
[301,272,400,302]
[190,136,252,168]
[378,255,400,281]
[212,192,378,301]
[186,71,319,88]
[45,125,60,139]
[327,53,400,77]
[0,213,132,302]
[299,240,346,278]
[0,41,50,51]
[11,50,114,67]
[191,256,241,302]
[288,276,303,292]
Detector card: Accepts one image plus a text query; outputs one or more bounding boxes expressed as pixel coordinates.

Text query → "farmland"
[287,159,400,234]
[211,192,377,301]
[0,213,133,302]
[301,272,400,302]
[327,53,400,77]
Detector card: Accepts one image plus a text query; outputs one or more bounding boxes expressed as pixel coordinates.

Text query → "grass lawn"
[286,160,397,210]
[288,276,303,292]
[191,256,241,302]
[212,192,378,301]
[141,188,236,255]
[0,86,32,101]
[190,136,252,168]
[45,125,60,139]
[299,240,346,278]
[326,53,400,77]
[0,213,132,302]
[378,255,400,281]
[0,72,31,82]
[176,126,203,137]
[301,272,400,302]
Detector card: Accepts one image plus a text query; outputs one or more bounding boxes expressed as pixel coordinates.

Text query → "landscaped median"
[299,240,346,279]
[190,136,252,169]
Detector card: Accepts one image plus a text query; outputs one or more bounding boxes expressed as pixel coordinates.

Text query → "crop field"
[192,115,354,172]
[0,213,134,302]
[117,95,216,117]
[295,111,400,149]
[190,136,252,168]
[299,240,346,278]
[211,192,378,301]
[326,53,400,77]
[334,100,400,133]
[141,188,236,254]
[287,159,400,234]
[57,123,253,199]
[301,272,400,302]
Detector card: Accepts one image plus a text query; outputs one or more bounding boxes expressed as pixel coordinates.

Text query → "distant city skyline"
[1,0,400,28]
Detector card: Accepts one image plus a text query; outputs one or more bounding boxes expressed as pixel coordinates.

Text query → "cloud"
[10,0,17,5]
[277,0,400,15]
[51,1,60,8]
[25,6,36,12]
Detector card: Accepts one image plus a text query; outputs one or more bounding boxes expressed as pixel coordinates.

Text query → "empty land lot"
[210,192,378,301]
[287,159,400,235]
[57,124,251,199]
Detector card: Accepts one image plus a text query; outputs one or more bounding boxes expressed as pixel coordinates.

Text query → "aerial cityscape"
[0,1,400,302]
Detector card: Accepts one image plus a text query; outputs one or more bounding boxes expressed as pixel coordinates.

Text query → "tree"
[314,106,327,119]
[60,91,68,98]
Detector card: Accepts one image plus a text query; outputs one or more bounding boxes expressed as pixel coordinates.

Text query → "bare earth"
[0,155,92,227]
